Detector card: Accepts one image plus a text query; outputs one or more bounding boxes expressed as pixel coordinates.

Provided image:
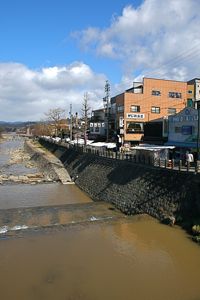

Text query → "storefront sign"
[126,113,145,119]
[172,115,198,122]
[119,117,124,127]
[172,108,198,122]
[90,122,105,128]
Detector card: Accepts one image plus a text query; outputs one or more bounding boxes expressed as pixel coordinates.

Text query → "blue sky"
[0,0,141,82]
[1,0,200,121]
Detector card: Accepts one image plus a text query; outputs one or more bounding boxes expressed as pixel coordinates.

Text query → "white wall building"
[166,107,199,151]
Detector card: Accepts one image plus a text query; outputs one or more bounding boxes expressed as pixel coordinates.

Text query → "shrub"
[192,225,200,235]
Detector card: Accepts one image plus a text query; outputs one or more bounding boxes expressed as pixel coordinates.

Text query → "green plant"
[192,225,200,235]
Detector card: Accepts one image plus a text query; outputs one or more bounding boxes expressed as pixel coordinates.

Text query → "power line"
[143,42,200,78]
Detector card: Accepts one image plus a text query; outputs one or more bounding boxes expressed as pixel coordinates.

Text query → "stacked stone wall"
[24,140,60,181]
[39,139,200,223]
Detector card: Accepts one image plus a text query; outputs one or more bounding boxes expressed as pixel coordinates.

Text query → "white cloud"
[2,0,200,122]
[0,62,106,121]
[74,0,200,81]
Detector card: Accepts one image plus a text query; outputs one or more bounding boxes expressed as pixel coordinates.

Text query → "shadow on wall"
[107,164,143,185]
[38,139,200,224]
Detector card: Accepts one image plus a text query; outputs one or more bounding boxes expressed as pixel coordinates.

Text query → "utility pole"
[82,92,90,146]
[104,80,110,142]
[69,103,73,141]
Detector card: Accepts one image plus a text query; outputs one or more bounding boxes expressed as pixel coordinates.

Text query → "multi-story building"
[112,77,187,144]
[187,78,200,108]
[166,107,199,159]
[89,108,106,140]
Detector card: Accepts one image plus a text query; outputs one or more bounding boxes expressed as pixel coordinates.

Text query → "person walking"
[186,151,194,167]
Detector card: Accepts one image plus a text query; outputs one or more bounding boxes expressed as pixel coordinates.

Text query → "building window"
[126,122,144,133]
[152,90,161,96]
[175,127,181,133]
[169,92,182,98]
[151,106,160,113]
[131,105,140,112]
[168,108,176,115]
[117,105,124,112]
[188,90,193,94]
[182,126,193,135]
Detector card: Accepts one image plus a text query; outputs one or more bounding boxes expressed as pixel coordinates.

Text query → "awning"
[165,141,200,148]
[132,144,175,151]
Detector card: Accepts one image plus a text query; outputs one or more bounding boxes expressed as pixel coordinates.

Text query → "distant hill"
[0,121,36,126]
[0,121,37,132]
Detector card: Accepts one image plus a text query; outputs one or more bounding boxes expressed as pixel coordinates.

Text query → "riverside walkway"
[40,138,200,174]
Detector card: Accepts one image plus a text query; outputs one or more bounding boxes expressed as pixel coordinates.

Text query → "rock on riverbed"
[0,141,55,184]
[0,173,50,184]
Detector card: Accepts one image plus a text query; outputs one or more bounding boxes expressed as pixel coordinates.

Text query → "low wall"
[39,139,200,225]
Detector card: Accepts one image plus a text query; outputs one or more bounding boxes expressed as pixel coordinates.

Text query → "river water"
[0,135,200,300]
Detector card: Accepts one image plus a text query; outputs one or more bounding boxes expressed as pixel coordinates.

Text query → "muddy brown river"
[1,135,200,300]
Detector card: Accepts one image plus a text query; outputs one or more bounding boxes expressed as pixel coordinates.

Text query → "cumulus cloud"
[74,0,200,81]
[2,0,200,121]
[0,62,106,121]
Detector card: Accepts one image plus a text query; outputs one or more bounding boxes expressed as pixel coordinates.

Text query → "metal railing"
[41,138,200,174]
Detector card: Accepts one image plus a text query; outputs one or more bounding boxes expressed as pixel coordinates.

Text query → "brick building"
[112,77,187,144]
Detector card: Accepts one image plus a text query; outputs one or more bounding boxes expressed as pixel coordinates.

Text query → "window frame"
[152,90,161,96]
[175,126,181,133]
[167,108,177,115]
[117,105,124,112]
[130,105,140,112]
[168,92,182,98]
[151,106,160,114]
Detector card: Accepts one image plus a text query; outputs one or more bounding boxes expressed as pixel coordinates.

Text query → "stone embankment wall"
[39,139,200,224]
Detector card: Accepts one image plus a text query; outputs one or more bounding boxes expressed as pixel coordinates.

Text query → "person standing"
[186,151,194,167]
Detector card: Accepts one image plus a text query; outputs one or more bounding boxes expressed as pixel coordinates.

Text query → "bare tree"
[0,127,3,139]
[32,122,51,137]
[45,108,65,136]
[81,93,90,146]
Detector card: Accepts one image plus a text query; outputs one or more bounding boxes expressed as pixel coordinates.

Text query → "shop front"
[165,107,199,160]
